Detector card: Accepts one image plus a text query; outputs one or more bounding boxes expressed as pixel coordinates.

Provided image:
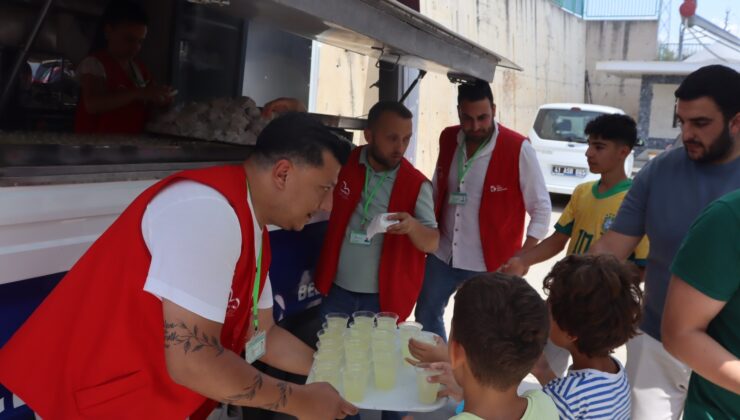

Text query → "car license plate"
[552,165,587,177]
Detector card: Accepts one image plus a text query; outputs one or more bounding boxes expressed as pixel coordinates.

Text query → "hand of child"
[409,335,449,363]
[422,362,463,402]
[500,256,528,276]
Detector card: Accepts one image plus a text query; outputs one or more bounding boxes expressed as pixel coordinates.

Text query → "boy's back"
[543,359,630,419]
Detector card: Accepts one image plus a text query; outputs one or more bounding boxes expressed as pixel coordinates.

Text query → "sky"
[663,0,739,44]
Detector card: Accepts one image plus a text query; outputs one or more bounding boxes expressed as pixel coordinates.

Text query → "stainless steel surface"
[0,132,251,186]
[310,112,366,130]
[215,0,521,81]
[0,0,54,113]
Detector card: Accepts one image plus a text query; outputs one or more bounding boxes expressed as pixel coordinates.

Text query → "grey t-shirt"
[334,148,437,294]
[611,147,740,341]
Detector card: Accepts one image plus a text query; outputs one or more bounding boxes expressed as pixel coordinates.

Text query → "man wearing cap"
[414,80,552,340]
[0,113,358,420]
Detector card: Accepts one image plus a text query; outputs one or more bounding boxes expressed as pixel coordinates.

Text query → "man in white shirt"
[0,113,358,420]
[414,80,551,340]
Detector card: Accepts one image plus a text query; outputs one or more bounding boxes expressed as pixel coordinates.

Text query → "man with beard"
[590,64,740,420]
[414,79,551,340]
[314,101,438,420]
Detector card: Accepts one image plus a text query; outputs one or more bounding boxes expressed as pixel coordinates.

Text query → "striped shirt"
[543,358,631,420]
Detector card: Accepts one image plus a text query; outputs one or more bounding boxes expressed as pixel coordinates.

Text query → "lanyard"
[252,244,263,332]
[247,180,263,332]
[456,138,490,189]
[361,165,389,226]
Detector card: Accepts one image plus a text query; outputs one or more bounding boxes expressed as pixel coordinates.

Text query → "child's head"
[543,254,643,357]
[450,273,549,391]
[584,114,637,175]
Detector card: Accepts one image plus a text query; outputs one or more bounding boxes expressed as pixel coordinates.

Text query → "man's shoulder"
[497,123,526,142]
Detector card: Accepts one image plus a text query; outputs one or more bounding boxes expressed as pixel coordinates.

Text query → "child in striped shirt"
[531,254,644,419]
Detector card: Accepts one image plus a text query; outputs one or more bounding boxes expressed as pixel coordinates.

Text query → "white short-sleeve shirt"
[141,180,272,324]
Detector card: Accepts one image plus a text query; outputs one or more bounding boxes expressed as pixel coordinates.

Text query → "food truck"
[0,0,519,417]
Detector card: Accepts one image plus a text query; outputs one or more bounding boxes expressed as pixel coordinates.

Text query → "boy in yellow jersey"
[501,113,648,376]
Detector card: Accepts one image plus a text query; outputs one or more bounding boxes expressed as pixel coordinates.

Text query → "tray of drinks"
[306,311,447,412]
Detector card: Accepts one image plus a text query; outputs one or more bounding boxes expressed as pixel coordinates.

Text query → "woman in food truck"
[74,0,173,134]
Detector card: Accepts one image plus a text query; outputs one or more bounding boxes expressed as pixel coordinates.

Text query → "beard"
[685,124,733,163]
[463,126,494,143]
[367,145,400,171]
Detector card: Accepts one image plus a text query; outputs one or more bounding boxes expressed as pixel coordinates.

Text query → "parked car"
[529,103,634,195]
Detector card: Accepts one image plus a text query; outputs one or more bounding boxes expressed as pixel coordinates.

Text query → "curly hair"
[543,254,643,358]
[451,273,549,390]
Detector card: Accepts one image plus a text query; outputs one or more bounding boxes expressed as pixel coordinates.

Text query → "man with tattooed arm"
[0,113,358,419]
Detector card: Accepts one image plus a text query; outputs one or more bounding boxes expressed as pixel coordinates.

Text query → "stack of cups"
[312,314,348,390]
[371,327,398,390]
[398,321,423,364]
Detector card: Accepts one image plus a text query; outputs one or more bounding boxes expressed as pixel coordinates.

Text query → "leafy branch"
[164,320,225,356]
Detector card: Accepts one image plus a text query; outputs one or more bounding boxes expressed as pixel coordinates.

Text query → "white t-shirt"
[141,180,272,324]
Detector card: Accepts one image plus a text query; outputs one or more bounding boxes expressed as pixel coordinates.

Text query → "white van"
[529,103,635,195]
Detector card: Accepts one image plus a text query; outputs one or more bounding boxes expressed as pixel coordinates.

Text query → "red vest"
[315,147,428,321]
[0,165,269,420]
[74,50,150,134]
[434,124,526,271]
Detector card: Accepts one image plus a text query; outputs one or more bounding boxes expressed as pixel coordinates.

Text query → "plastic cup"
[371,329,396,354]
[320,323,345,339]
[316,341,343,360]
[314,348,342,368]
[325,312,350,331]
[375,312,399,330]
[313,363,341,389]
[399,321,423,361]
[372,352,398,390]
[317,329,345,348]
[415,366,442,404]
[342,364,370,402]
[352,311,376,330]
[344,337,370,362]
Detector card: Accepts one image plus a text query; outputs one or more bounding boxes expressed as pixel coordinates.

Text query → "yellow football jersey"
[556,179,649,265]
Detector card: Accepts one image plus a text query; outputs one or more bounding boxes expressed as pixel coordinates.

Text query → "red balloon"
[679,0,697,18]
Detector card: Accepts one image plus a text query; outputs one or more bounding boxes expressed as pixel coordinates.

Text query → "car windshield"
[533,108,605,143]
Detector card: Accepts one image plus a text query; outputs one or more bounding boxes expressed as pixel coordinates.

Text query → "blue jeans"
[414,254,483,341]
[320,284,405,420]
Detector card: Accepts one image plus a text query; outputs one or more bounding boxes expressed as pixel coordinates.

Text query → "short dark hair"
[675,64,740,121]
[102,0,149,26]
[251,112,351,167]
[544,254,643,358]
[367,101,413,128]
[457,79,494,105]
[584,114,638,148]
[451,273,549,390]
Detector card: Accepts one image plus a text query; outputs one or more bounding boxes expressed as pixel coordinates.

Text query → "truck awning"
[213,0,521,82]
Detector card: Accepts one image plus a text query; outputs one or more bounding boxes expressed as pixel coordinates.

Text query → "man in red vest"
[75,0,174,134]
[315,101,439,321]
[314,101,438,420]
[414,80,552,341]
[0,113,358,420]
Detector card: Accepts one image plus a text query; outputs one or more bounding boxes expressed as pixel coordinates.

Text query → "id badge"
[449,192,468,206]
[349,230,371,246]
[245,330,266,364]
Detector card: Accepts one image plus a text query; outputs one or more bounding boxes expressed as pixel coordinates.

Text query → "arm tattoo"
[261,381,292,411]
[224,373,264,403]
[164,319,225,356]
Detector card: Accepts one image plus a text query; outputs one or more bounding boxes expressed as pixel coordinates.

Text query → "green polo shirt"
[671,189,740,419]
[334,148,437,293]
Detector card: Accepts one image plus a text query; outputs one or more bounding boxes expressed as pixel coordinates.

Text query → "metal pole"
[678,21,686,60]
[0,0,55,115]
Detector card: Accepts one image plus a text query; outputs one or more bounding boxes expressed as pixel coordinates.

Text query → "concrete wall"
[314,0,588,178]
[648,83,681,140]
[585,20,658,118]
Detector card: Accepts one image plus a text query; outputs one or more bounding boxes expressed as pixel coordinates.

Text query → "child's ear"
[449,339,466,369]
[620,144,632,159]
